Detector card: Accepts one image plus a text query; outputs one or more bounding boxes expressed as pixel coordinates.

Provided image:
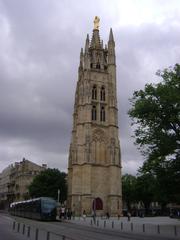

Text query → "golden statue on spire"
[94,16,100,30]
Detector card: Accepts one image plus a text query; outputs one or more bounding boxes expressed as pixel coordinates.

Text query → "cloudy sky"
[0,0,180,175]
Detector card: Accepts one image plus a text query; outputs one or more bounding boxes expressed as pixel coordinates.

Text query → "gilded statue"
[94,16,100,30]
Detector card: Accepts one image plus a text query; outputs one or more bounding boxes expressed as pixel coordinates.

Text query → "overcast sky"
[0,0,180,175]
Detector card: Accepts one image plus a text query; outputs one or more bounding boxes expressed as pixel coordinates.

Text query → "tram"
[9,197,57,221]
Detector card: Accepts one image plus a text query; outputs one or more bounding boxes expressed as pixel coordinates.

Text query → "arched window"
[100,106,105,122]
[93,198,103,210]
[92,85,97,100]
[92,105,97,121]
[100,86,105,101]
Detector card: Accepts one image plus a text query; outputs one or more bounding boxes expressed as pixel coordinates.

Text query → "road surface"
[11,215,179,240]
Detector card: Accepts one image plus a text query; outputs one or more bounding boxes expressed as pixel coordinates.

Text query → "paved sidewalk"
[68,216,180,225]
[65,216,180,238]
[0,214,28,240]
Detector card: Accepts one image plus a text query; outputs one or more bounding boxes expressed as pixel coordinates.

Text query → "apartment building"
[0,158,46,208]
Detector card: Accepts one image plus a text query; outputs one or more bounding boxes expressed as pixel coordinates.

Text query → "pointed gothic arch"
[100,106,105,122]
[92,129,107,164]
[100,86,105,101]
[92,197,103,210]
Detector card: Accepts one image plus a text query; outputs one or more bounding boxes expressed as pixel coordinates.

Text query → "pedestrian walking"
[106,212,110,219]
[82,210,86,221]
[92,211,96,224]
[127,212,131,221]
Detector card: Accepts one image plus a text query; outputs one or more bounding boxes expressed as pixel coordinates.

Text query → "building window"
[100,106,105,122]
[96,63,100,69]
[92,85,97,100]
[92,105,97,121]
[100,86,105,101]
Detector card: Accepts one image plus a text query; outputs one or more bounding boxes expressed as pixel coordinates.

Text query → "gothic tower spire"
[84,34,90,69]
[90,29,101,49]
[109,27,114,42]
[85,34,89,53]
[68,17,122,216]
[79,48,83,69]
[108,28,115,65]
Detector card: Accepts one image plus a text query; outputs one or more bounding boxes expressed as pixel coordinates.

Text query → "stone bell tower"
[68,17,122,216]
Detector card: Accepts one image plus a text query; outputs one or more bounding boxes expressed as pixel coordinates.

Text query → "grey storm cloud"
[0,0,180,174]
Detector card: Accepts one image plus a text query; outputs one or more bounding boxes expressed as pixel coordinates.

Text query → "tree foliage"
[128,64,180,203]
[135,173,156,213]
[28,168,67,202]
[122,174,137,210]
[122,174,156,213]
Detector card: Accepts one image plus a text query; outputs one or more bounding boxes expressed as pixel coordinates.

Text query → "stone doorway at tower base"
[92,197,103,211]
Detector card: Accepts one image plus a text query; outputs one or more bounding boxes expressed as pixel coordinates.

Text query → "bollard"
[90,219,93,225]
[97,220,99,227]
[12,221,16,231]
[157,225,160,234]
[104,221,106,228]
[46,231,50,240]
[17,222,20,233]
[27,226,30,238]
[131,222,133,231]
[120,222,123,230]
[174,226,177,236]
[35,228,39,240]
[142,224,145,233]
[22,224,25,235]
[112,221,114,229]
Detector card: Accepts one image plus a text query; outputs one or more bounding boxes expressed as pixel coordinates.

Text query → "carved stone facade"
[68,19,122,216]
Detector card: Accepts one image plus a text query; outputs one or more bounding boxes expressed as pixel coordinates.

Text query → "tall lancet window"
[92,85,97,100]
[92,105,97,121]
[100,86,105,101]
[100,106,105,122]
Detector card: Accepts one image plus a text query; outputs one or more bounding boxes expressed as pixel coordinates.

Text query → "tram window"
[41,200,56,213]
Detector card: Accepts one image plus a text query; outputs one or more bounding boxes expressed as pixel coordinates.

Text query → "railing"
[12,218,180,239]
[80,217,180,238]
[12,221,76,240]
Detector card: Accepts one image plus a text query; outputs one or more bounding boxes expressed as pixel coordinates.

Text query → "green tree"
[28,168,67,202]
[122,174,137,211]
[128,64,180,203]
[136,173,156,214]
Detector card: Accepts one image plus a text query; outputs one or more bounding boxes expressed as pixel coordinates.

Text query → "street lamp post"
[58,189,60,203]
